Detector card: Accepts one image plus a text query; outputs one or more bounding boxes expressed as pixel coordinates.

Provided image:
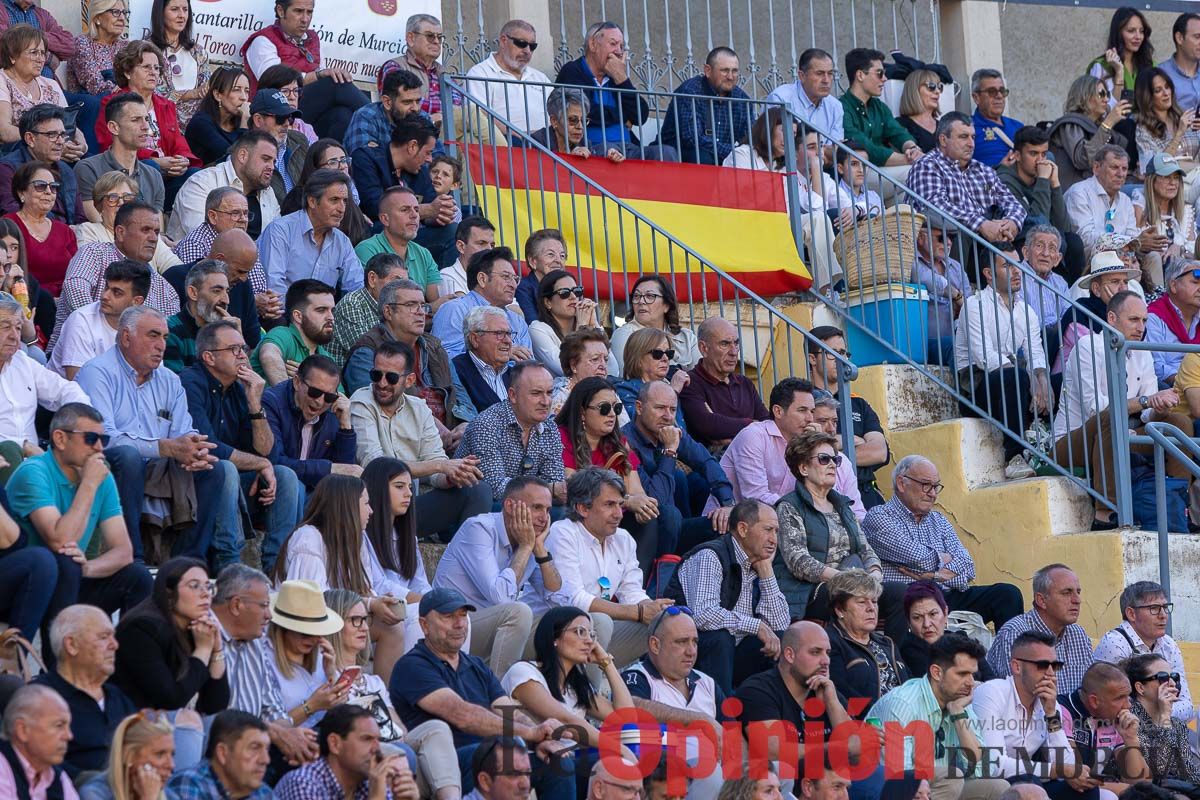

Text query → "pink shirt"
[0,746,79,800]
[703,418,866,520]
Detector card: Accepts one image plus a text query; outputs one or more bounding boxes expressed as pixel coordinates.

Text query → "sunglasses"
[923,82,945,93]
[586,401,624,417]
[507,36,538,51]
[548,286,585,300]
[30,180,60,194]
[978,86,1010,97]
[67,430,110,447]
[1013,657,1065,672]
[519,454,536,474]
[302,382,339,403]
[166,52,182,76]
[815,452,843,466]
[597,576,612,600]
[649,348,675,361]
[370,369,407,385]
[647,605,693,636]
[1140,671,1181,685]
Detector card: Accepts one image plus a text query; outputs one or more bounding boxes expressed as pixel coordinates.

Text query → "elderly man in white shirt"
[1093,580,1193,722]
[954,245,1051,479]
[432,476,561,677]
[0,294,90,474]
[463,20,552,135]
[971,630,1080,791]
[533,467,674,670]
[1052,289,1188,527]
[1063,145,1161,259]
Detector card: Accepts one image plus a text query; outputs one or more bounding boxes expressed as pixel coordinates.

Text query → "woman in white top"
[609,274,699,372]
[1136,154,1191,292]
[529,269,602,377]
[724,109,844,295]
[324,588,462,800]
[267,579,348,729]
[149,0,210,128]
[274,471,412,688]
[500,606,635,793]
[75,171,182,272]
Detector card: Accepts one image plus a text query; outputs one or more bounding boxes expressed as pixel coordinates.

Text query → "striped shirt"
[867,675,983,774]
[173,222,268,294]
[218,620,287,722]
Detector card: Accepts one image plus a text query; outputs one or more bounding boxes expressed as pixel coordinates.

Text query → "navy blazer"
[262,380,356,490]
[452,352,504,415]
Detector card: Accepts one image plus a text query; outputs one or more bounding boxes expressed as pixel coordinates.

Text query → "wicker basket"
[835,209,925,291]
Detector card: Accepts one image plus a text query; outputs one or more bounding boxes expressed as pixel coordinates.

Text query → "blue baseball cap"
[418,587,477,617]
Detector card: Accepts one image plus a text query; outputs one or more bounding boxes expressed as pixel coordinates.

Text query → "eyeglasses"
[301,382,339,404]
[182,578,216,595]
[977,86,1010,98]
[597,576,612,600]
[30,180,60,194]
[138,62,163,73]
[104,8,131,17]
[386,301,430,314]
[648,348,675,361]
[548,286,585,300]
[1132,602,1174,616]
[923,82,945,93]
[901,476,944,495]
[370,369,408,385]
[814,452,843,467]
[1013,657,1065,672]
[486,270,519,284]
[564,625,595,640]
[507,36,538,51]
[416,31,446,43]
[1140,671,1181,685]
[67,430,110,447]
[647,605,693,637]
[213,207,250,221]
[598,780,643,798]
[23,48,47,59]
[31,129,69,142]
[320,156,351,169]
[278,87,301,100]
[630,292,663,305]
[347,614,370,629]
[478,329,514,338]
[210,344,250,356]
[586,401,623,417]
[100,192,137,206]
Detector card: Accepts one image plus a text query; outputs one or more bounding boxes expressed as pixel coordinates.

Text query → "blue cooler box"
[843,283,929,366]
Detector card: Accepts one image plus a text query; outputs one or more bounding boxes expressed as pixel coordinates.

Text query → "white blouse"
[280,524,431,597]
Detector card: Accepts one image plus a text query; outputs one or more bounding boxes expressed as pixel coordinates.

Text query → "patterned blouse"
[0,72,66,127]
[65,35,120,96]
[157,42,210,129]
[1130,698,1200,782]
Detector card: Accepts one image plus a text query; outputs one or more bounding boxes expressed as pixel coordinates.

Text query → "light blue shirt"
[911,253,973,340]
[432,511,537,609]
[764,80,844,142]
[1160,56,1200,118]
[259,210,364,296]
[1015,266,1071,329]
[867,675,984,774]
[1145,298,1200,381]
[431,290,533,359]
[76,346,196,459]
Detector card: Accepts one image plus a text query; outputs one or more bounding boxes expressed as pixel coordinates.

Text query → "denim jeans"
[101,445,146,561]
[45,555,153,664]
[0,546,57,638]
[188,461,303,573]
[242,465,304,576]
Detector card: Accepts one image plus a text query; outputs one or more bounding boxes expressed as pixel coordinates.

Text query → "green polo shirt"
[839,91,914,167]
[250,323,333,380]
[6,450,121,554]
[353,234,442,291]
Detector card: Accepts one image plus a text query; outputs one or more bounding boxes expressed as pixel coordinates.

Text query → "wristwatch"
[248,411,267,420]
[1044,712,1062,733]
[948,711,969,723]
[535,552,554,564]
[1139,395,1150,410]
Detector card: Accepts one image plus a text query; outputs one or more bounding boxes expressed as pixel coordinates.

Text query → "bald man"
[586,758,644,800]
[998,786,1050,800]
[678,317,769,448]
[165,228,265,349]
[0,684,79,798]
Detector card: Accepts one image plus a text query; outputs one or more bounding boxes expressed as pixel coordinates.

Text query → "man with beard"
[868,632,1008,800]
[164,260,234,373]
[263,353,360,492]
[251,279,337,387]
[663,499,789,697]
[167,228,267,349]
[183,321,304,574]
[49,201,180,353]
[167,130,282,242]
[259,170,363,298]
[344,68,425,157]
[350,338,491,542]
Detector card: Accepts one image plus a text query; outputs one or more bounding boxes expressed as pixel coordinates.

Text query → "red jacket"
[95,93,200,167]
[0,4,74,63]
[240,23,319,95]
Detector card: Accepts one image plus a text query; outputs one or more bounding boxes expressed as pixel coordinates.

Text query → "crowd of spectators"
[0,3,1197,800]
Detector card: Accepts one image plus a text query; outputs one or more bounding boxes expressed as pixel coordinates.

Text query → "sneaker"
[1005,454,1036,480]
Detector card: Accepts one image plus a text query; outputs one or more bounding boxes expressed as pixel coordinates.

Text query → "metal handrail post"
[1153,442,1170,633]
[1106,335,1134,526]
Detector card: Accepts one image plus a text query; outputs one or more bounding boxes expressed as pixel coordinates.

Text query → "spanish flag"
[464,145,812,301]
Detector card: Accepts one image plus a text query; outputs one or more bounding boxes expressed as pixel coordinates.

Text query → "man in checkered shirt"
[862,453,1023,631]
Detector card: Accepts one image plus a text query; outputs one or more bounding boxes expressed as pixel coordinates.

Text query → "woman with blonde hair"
[66,0,126,97]
[79,712,175,800]
[76,171,182,272]
[897,69,944,154]
[614,326,689,428]
[1047,74,1132,190]
[1136,154,1191,291]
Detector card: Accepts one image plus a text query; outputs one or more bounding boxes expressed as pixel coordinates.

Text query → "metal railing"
[440,0,943,98]
[441,74,862,461]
